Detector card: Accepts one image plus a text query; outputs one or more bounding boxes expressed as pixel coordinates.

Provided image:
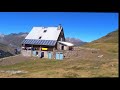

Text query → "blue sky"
[0,12,118,42]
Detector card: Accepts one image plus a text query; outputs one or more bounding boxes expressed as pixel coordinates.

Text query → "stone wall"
[21,50,32,56]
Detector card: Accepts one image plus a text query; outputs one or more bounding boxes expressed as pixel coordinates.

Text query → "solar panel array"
[22,39,57,46]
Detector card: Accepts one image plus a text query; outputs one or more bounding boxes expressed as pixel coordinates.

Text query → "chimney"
[57,24,62,30]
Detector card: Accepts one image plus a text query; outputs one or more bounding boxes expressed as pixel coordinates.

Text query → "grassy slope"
[93,30,118,43]
[0,58,118,78]
[82,30,118,53]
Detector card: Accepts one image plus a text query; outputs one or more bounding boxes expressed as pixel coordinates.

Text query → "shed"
[58,41,74,50]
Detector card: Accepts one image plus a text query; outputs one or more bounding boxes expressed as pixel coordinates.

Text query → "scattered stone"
[98,55,103,58]
[0,70,28,75]
[111,64,114,67]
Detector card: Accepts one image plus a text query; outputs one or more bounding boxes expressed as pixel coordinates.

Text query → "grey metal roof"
[22,39,57,46]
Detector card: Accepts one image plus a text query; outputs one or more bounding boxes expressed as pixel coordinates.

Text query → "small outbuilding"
[58,41,74,50]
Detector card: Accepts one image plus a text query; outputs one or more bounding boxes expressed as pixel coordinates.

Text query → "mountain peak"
[0,33,5,38]
[65,37,87,46]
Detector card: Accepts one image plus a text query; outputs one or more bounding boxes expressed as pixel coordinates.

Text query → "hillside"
[0,32,28,58]
[82,30,118,53]
[93,30,118,43]
[0,32,28,47]
[0,43,13,58]
[3,32,28,47]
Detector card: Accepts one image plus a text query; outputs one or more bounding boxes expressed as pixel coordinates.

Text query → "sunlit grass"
[0,57,118,78]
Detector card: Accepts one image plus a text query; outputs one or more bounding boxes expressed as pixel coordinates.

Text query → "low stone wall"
[73,47,100,51]
[64,47,102,59]
[21,50,32,56]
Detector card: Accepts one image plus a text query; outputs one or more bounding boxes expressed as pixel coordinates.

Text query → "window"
[39,36,42,39]
[43,30,47,33]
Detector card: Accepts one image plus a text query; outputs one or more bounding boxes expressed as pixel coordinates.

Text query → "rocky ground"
[0,55,35,66]
[64,47,107,60]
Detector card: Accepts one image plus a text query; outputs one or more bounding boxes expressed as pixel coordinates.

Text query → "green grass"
[83,43,118,53]
[0,57,118,78]
[93,30,118,43]
[82,30,118,53]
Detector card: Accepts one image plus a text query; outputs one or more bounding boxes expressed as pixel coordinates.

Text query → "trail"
[0,54,33,66]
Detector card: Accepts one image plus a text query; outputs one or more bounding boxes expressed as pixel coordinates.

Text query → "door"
[56,52,59,60]
[56,52,63,60]
[32,51,36,56]
[61,46,64,50]
[59,53,63,60]
[41,52,44,58]
[48,52,52,59]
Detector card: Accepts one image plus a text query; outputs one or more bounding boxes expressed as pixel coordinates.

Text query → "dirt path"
[0,54,34,66]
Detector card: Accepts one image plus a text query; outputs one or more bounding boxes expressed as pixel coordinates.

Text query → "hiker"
[40,52,44,58]
[36,51,38,56]
[32,47,35,51]
[14,49,18,54]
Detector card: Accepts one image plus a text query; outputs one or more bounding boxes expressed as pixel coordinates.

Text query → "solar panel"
[22,39,57,46]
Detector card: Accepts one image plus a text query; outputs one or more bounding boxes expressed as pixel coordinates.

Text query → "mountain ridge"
[92,30,118,43]
[82,30,118,53]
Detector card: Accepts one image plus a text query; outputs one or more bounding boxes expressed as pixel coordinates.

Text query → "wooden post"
[39,46,41,58]
[53,47,55,59]
[31,44,33,56]
[39,46,41,51]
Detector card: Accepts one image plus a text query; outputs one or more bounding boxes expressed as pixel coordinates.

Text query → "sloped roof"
[58,41,74,46]
[22,39,56,46]
[25,27,61,40]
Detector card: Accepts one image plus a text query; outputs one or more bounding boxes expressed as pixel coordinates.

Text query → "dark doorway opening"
[41,52,44,58]
[61,46,64,50]
[69,47,73,50]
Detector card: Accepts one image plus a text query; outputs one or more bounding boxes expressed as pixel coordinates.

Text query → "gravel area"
[0,54,35,66]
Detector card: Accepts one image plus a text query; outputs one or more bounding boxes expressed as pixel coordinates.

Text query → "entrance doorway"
[48,52,52,59]
[41,52,44,58]
[61,46,64,50]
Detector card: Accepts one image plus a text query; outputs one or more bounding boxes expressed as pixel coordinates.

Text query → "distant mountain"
[0,32,28,58]
[0,33,4,38]
[0,43,14,58]
[3,32,28,48]
[65,37,87,46]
